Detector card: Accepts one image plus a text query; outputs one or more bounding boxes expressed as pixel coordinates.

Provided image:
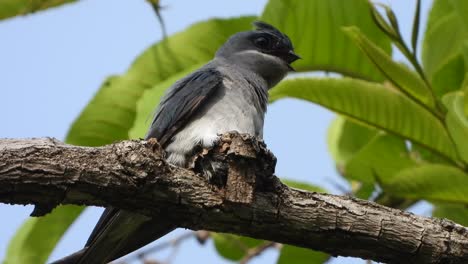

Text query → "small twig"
[146,0,168,39]
[239,241,278,264]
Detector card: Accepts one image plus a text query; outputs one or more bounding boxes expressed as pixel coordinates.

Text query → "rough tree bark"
[0,134,467,264]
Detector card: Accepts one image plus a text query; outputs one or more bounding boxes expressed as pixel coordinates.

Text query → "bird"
[51,20,299,264]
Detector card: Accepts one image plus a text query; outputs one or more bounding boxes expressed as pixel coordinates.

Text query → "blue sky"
[0,1,433,263]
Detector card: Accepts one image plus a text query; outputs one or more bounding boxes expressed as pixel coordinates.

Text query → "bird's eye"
[254,36,271,49]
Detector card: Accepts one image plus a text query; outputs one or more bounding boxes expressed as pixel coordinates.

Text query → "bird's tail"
[49,196,176,264]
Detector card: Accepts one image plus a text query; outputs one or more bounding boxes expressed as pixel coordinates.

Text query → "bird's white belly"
[165,87,263,166]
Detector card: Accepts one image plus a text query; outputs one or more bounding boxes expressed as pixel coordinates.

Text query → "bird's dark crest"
[253,21,293,49]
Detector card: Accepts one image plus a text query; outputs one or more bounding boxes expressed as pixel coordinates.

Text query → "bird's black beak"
[286,50,301,63]
[285,50,301,71]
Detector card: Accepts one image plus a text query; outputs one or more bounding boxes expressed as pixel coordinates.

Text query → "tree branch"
[0,134,467,264]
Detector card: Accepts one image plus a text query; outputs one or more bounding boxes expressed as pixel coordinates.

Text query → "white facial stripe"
[236,50,280,61]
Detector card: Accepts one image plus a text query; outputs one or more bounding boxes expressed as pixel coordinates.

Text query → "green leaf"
[282,179,327,193]
[0,0,77,20]
[327,116,377,168]
[426,0,453,30]
[345,134,416,184]
[433,203,468,226]
[383,164,468,203]
[277,245,328,264]
[260,0,391,81]
[212,233,263,261]
[352,182,375,200]
[269,77,458,161]
[4,206,83,264]
[66,75,145,146]
[431,55,465,97]
[448,0,468,32]
[422,8,467,79]
[326,116,378,198]
[442,92,468,163]
[344,26,435,109]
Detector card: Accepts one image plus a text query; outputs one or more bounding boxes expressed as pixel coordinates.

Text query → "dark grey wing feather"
[51,67,223,264]
[145,67,223,146]
[85,207,117,246]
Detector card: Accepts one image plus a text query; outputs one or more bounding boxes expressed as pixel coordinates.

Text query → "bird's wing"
[145,67,223,145]
[51,68,224,264]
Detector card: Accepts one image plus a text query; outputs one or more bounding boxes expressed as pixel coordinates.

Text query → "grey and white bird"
[52,21,299,264]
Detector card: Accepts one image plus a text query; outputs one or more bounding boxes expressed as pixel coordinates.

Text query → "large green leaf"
[422,1,467,80]
[4,206,83,264]
[383,164,468,203]
[277,245,328,264]
[269,77,458,161]
[433,203,468,226]
[326,116,377,199]
[327,116,377,168]
[426,0,453,30]
[212,233,263,261]
[443,92,468,164]
[260,0,391,81]
[344,26,435,109]
[345,134,416,184]
[66,75,145,146]
[422,1,468,98]
[0,0,76,20]
[430,55,465,97]
[448,0,468,32]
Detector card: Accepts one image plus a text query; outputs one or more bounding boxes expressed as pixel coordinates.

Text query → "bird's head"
[216,21,300,87]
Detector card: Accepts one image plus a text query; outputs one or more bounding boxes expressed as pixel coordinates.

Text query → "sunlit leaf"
[383,164,468,203]
[212,233,263,261]
[327,116,377,168]
[345,134,416,184]
[282,179,327,193]
[426,0,453,30]
[0,0,76,20]
[433,203,468,226]
[260,0,391,81]
[277,245,328,264]
[270,77,458,161]
[431,55,465,97]
[344,26,435,109]
[4,206,83,264]
[352,182,375,200]
[448,0,468,32]
[422,4,467,80]
[326,116,377,197]
[442,92,468,164]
